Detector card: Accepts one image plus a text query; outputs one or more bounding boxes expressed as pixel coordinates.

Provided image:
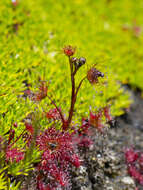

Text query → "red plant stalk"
[10,129,26,147]
[46,55,86,130]
[67,57,86,128]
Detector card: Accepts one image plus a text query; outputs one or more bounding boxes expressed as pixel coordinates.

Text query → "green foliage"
[0,0,136,121]
[0,169,7,190]
[0,167,21,190]
[9,181,21,190]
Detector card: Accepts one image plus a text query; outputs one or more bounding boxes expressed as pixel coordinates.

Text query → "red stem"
[10,129,26,147]
[67,58,76,126]
[75,76,86,97]
[67,59,86,127]
[47,95,65,124]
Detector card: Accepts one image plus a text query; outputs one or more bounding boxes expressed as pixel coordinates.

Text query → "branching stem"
[67,57,86,128]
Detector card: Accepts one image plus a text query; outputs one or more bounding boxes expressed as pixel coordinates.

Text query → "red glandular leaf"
[25,123,34,134]
[78,136,93,148]
[37,179,45,190]
[128,165,140,180]
[46,108,61,120]
[125,148,139,164]
[89,111,104,132]
[6,147,24,163]
[33,81,48,101]
[69,154,81,168]
[128,165,143,185]
[36,126,80,189]
[87,68,104,84]
[78,118,90,135]
[103,106,112,121]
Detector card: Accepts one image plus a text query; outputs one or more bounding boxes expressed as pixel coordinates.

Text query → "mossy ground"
[2,0,143,121]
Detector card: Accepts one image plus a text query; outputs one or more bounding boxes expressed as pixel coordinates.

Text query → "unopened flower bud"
[71,57,78,66]
[78,57,86,67]
[72,57,86,70]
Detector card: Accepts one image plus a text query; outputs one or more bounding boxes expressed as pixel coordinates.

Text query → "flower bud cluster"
[71,57,86,70]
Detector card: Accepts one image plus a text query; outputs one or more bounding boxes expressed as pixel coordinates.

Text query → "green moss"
[1,0,143,125]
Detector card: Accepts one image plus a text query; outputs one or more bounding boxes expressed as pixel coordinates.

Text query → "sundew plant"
[0,45,113,189]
